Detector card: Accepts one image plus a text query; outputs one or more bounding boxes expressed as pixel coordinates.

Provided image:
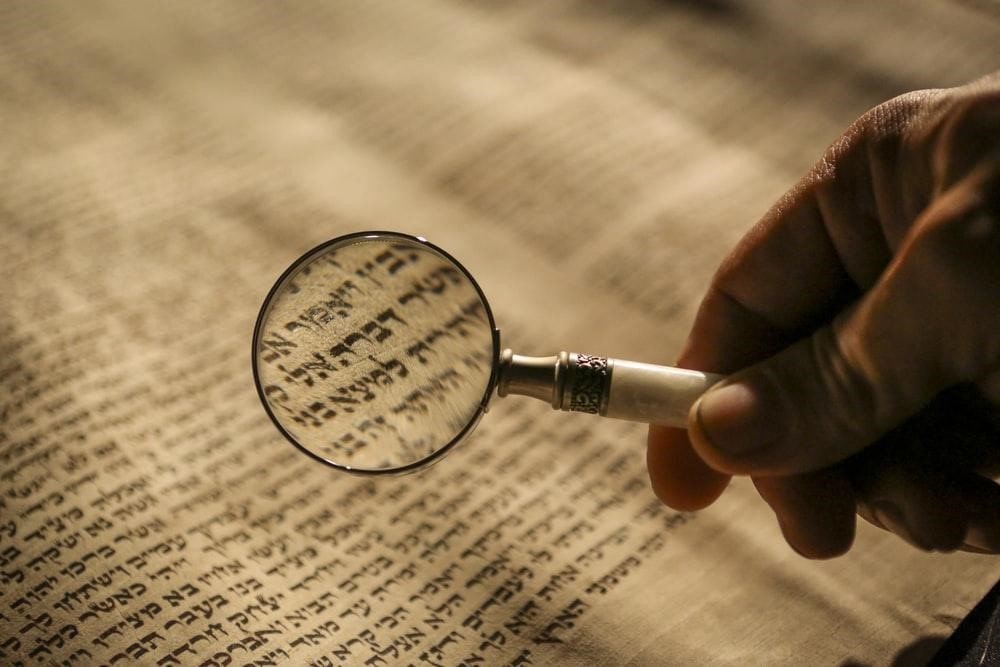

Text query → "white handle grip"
[497,350,724,429]
[604,360,724,427]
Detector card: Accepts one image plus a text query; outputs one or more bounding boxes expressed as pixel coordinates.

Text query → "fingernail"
[871,501,929,551]
[694,379,777,456]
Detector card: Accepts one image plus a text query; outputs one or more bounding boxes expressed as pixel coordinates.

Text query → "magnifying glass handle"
[497,350,724,428]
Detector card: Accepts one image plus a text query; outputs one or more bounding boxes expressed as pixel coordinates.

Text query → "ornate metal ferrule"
[497,349,612,415]
[563,353,609,414]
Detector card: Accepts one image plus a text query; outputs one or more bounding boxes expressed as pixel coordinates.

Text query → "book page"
[1,2,998,665]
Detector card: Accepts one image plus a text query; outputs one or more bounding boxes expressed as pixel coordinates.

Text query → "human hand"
[647,73,1000,558]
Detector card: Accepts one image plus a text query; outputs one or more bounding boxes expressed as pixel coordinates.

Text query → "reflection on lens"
[253,233,498,474]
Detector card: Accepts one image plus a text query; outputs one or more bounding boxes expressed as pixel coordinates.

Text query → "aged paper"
[1,2,998,665]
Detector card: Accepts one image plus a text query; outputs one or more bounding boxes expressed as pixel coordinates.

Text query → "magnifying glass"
[252,231,723,475]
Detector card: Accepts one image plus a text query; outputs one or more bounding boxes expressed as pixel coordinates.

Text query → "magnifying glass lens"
[252,233,497,475]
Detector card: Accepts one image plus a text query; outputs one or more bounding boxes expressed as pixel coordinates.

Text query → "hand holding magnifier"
[252,232,723,475]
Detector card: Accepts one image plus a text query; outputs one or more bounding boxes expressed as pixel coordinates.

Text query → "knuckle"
[863,89,942,140]
[810,90,941,187]
[858,88,950,161]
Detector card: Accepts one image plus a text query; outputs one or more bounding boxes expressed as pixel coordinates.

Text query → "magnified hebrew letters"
[254,235,496,473]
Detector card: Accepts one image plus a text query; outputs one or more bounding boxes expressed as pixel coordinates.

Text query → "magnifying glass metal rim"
[252,230,501,476]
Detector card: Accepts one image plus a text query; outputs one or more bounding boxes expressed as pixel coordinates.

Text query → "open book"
[1,2,997,665]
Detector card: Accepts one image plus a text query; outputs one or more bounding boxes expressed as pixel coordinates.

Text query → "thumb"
[687,321,902,476]
[688,183,999,477]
